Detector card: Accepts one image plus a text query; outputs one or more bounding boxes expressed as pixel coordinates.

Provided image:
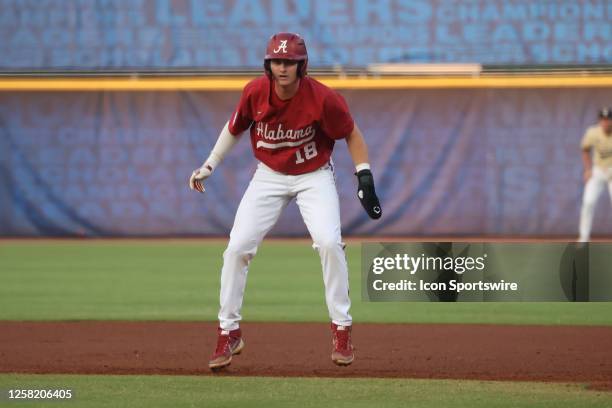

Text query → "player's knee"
[224,239,257,261]
[581,198,597,211]
[313,236,343,253]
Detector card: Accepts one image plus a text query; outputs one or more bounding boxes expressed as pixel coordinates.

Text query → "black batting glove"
[356,169,382,219]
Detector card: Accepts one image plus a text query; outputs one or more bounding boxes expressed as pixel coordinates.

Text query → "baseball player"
[578,107,612,242]
[189,32,381,370]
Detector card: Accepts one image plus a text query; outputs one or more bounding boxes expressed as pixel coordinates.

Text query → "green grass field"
[1,240,611,407]
[0,240,610,324]
[0,374,610,408]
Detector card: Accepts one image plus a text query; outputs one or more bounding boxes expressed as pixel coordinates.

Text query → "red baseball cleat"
[331,323,354,366]
[208,327,245,370]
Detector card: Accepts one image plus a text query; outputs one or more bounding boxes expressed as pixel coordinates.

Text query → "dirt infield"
[1,322,611,389]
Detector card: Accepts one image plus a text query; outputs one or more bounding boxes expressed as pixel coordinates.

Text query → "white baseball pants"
[579,166,612,242]
[218,162,352,330]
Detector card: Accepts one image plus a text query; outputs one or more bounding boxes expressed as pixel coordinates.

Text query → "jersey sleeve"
[580,128,595,150]
[228,85,254,136]
[320,91,354,140]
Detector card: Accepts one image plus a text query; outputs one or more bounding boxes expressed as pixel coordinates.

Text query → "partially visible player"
[578,107,612,242]
[188,32,382,370]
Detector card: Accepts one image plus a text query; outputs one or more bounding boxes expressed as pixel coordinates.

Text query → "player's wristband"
[355,163,371,172]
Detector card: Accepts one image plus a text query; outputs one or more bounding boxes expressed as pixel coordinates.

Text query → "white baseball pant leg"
[578,167,611,242]
[218,165,291,330]
[218,163,352,330]
[294,165,352,327]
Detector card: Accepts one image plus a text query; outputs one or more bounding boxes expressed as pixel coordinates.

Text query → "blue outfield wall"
[1,0,611,69]
[1,87,611,237]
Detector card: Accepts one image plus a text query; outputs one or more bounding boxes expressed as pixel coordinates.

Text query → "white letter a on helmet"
[273,40,288,54]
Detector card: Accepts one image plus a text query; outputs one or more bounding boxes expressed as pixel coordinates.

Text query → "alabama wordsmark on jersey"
[228,76,354,175]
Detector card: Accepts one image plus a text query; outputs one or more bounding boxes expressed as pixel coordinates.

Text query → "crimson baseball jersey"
[228,76,354,175]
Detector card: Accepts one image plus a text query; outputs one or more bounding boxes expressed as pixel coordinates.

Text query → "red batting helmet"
[264,32,308,78]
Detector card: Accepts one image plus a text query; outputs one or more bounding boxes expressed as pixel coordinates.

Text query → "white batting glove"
[189,163,214,193]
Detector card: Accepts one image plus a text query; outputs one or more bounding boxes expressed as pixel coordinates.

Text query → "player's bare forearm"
[345,125,369,166]
[346,124,382,219]
[581,150,592,170]
[582,149,592,182]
